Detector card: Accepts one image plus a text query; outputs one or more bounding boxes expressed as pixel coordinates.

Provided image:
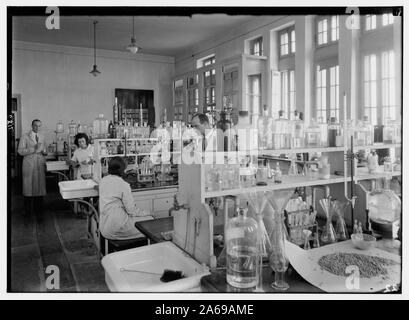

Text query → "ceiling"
[12,15,256,57]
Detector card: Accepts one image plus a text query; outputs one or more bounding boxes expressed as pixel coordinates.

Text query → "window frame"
[361,13,395,34]
[361,49,398,125]
[313,61,340,122]
[249,36,264,56]
[279,26,295,58]
[315,15,339,48]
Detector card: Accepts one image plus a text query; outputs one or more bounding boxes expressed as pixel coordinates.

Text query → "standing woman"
[68,133,94,180]
[18,119,47,219]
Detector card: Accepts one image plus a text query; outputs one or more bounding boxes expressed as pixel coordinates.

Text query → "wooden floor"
[9,177,108,292]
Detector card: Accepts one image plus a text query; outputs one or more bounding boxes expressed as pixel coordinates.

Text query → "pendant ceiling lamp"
[126,16,141,54]
[90,20,101,77]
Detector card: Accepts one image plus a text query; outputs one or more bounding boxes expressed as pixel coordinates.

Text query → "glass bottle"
[56,120,64,133]
[317,117,328,147]
[226,207,260,289]
[328,117,339,147]
[383,118,394,144]
[117,141,124,154]
[274,110,290,149]
[116,121,125,139]
[108,121,115,138]
[292,110,304,149]
[274,162,282,183]
[69,120,77,136]
[304,119,321,148]
[217,111,233,152]
[363,116,374,146]
[354,120,366,146]
[258,105,274,150]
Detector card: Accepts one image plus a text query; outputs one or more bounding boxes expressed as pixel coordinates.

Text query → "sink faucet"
[168,194,189,217]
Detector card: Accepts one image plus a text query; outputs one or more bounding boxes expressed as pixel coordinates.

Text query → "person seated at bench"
[99,156,153,240]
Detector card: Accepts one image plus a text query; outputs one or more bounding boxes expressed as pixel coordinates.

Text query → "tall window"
[173,79,184,121]
[316,16,339,46]
[203,69,216,114]
[315,66,327,121]
[317,18,328,46]
[187,74,199,122]
[365,14,377,30]
[381,50,396,122]
[250,37,263,56]
[329,65,340,120]
[279,70,296,119]
[247,74,261,124]
[279,27,295,57]
[280,32,289,56]
[331,16,339,41]
[382,13,394,26]
[363,54,378,124]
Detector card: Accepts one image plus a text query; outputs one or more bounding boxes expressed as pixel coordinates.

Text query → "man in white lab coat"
[18,119,47,221]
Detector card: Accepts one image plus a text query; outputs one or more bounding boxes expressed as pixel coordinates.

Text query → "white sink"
[46,161,69,172]
[58,179,98,199]
[101,241,210,292]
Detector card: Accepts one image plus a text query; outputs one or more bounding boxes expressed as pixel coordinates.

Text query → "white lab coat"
[17,131,47,197]
[99,175,154,240]
[71,145,94,179]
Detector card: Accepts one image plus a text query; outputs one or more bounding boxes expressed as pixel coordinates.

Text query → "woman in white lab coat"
[99,157,154,240]
[18,119,47,217]
[68,133,94,180]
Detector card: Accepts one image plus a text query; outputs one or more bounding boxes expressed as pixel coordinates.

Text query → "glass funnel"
[265,201,290,291]
[333,200,349,241]
[319,198,337,245]
[244,191,269,292]
[265,189,294,291]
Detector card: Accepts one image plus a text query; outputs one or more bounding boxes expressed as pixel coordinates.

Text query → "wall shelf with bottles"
[260,146,346,155]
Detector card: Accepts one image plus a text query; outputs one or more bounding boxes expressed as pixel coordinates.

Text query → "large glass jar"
[317,117,328,147]
[273,110,291,149]
[368,185,401,239]
[93,114,109,139]
[304,119,321,147]
[383,119,401,144]
[226,207,260,289]
[363,116,374,146]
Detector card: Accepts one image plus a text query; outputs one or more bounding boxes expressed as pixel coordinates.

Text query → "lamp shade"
[126,37,141,54]
[90,64,101,77]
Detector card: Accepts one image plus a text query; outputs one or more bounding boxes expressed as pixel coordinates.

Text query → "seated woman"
[99,157,154,240]
[68,133,94,180]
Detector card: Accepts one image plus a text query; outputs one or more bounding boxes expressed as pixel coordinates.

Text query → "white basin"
[58,179,98,199]
[46,161,69,172]
[101,241,210,292]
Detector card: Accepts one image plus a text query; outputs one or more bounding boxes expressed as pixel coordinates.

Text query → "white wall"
[12,40,175,144]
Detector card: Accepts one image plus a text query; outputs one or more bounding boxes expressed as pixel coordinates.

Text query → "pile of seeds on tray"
[318,252,398,278]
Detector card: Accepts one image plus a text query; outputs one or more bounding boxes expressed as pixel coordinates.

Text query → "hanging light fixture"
[90,20,101,77]
[126,16,141,54]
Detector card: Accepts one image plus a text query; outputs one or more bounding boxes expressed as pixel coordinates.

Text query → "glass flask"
[258,105,274,150]
[292,110,304,148]
[226,207,260,289]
